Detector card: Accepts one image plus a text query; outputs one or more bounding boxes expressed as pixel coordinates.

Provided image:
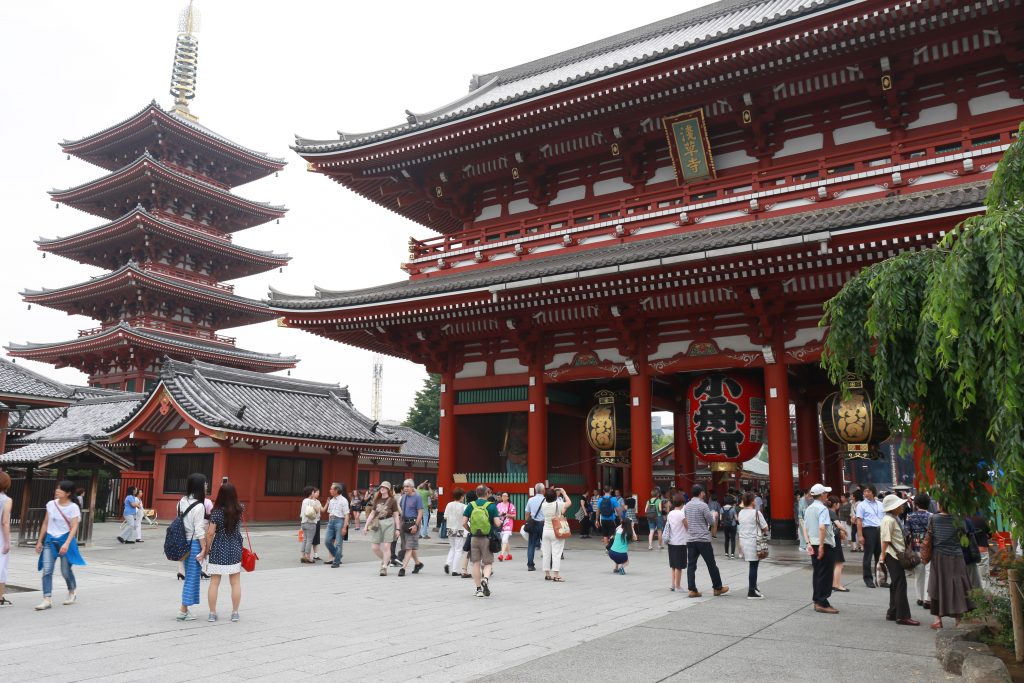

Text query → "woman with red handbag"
[202,482,244,623]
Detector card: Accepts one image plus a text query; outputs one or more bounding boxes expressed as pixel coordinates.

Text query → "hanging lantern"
[820,375,890,460]
[586,389,631,464]
[687,372,766,472]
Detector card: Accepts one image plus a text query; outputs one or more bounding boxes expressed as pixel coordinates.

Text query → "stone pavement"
[0,521,949,682]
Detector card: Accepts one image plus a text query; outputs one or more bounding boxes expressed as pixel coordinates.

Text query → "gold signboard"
[663,109,716,185]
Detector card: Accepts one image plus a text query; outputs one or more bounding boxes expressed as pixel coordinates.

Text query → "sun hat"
[379,481,393,491]
[809,483,832,496]
[881,494,906,512]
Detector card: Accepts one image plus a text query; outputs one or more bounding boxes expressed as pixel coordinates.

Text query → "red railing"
[78,318,236,346]
[407,117,1018,266]
[139,262,234,293]
[150,210,233,241]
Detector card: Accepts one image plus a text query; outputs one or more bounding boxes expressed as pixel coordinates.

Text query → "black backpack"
[720,506,737,529]
[164,500,201,561]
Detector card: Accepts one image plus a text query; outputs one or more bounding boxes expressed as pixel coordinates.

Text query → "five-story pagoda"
[7,3,296,391]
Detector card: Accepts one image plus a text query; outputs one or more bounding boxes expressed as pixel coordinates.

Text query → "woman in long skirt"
[926,500,976,629]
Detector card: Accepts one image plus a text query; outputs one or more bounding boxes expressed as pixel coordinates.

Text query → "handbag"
[755,512,770,560]
[524,498,543,534]
[920,527,933,564]
[552,502,572,540]
[241,516,258,572]
[898,547,921,570]
[488,530,502,553]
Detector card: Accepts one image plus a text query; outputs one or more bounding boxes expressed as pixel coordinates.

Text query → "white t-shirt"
[46,500,81,538]
[177,496,207,540]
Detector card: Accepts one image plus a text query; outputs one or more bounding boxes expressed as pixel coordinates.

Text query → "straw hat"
[379,481,393,492]
[881,494,906,512]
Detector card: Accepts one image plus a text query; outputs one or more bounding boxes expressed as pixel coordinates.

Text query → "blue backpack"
[599,495,615,519]
[164,500,201,561]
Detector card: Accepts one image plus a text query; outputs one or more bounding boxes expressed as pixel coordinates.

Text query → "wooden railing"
[407,117,1019,265]
[150,210,233,240]
[78,318,236,345]
[140,262,235,292]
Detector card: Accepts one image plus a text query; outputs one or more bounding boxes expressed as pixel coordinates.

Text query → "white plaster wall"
[194,437,218,448]
[507,198,537,215]
[163,438,188,449]
[699,210,747,224]
[455,361,487,379]
[775,133,823,158]
[631,220,678,236]
[769,198,815,212]
[714,334,760,352]
[648,165,676,185]
[786,326,825,349]
[493,358,527,374]
[477,204,501,221]
[547,352,577,370]
[968,91,1024,116]
[593,177,633,196]
[650,340,691,361]
[907,103,958,130]
[713,150,756,170]
[832,121,886,146]
[549,185,587,206]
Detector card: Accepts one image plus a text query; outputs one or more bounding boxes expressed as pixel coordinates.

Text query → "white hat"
[809,483,832,496]
[882,494,906,512]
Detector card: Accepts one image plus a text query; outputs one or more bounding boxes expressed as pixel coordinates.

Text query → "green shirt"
[463,500,499,528]
[646,497,662,517]
[418,486,431,510]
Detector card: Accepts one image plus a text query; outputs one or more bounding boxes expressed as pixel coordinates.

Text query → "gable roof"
[111,359,404,448]
[8,393,146,445]
[0,440,133,469]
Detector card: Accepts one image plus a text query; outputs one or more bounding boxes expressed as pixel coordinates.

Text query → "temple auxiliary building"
[6,4,295,391]
[273,0,1024,537]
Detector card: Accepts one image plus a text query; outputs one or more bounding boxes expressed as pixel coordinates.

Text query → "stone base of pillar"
[770,518,798,541]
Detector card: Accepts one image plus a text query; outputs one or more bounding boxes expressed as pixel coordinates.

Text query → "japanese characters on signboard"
[686,372,765,465]
[663,109,716,185]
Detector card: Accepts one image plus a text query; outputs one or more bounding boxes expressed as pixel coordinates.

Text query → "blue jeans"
[527,528,542,568]
[41,542,77,597]
[325,517,344,566]
[419,509,430,538]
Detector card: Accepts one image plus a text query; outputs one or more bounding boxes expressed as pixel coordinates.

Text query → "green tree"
[403,373,440,438]
[820,121,1024,536]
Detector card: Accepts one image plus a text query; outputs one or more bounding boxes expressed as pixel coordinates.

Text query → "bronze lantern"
[820,376,890,460]
[586,389,631,464]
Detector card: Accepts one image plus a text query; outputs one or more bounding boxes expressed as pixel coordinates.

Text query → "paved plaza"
[0,521,948,682]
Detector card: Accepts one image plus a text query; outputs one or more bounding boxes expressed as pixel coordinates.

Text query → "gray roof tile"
[8,394,145,445]
[0,357,74,402]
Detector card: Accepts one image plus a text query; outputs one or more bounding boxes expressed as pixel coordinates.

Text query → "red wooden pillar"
[796,399,822,489]
[673,405,695,495]
[911,415,934,488]
[764,357,797,539]
[824,452,846,494]
[630,368,653,500]
[437,372,456,508]
[527,371,548,489]
[0,410,8,455]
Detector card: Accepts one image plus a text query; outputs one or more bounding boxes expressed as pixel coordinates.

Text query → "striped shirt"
[683,499,715,543]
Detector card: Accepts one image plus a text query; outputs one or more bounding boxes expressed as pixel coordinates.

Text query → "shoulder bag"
[241,515,258,572]
[920,517,934,564]
[755,511,770,560]
[897,520,921,570]
[552,501,572,540]
[524,497,543,534]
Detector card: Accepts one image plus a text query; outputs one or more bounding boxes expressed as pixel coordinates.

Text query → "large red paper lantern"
[686,372,766,472]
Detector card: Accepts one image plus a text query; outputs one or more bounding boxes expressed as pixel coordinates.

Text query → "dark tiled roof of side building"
[269,181,988,310]
[111,359,404,447]
[0,357,75,403]
[7,393,146,446]
[374,424,439,460]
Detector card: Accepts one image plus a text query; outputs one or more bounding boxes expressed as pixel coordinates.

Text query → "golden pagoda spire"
[169,1,201,120]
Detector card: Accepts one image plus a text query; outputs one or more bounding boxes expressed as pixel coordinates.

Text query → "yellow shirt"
[879,514,905,559]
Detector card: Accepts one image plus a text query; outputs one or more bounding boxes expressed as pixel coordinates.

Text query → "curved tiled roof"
[0,357,74,403]
[269,181,988,310]
[294,0,845,153]
[112,359,403,447]
[8,393,145,445]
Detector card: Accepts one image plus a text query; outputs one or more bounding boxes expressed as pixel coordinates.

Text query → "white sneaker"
[176,610,196,621]
[35,599,53,611]
[62,593,76,606]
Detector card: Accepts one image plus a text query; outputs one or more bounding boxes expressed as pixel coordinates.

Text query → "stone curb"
[934,623,1011,682]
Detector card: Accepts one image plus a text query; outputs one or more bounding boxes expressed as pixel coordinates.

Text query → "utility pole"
[371,356,383,422]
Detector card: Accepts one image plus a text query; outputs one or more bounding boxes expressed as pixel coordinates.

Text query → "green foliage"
[821,122,1024,536]
[966,589,1015,649]
[403,373,440,439]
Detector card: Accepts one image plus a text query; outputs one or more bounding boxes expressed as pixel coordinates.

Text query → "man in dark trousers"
[682,485,728,598]
[804,483,838,614]
[856,485,886,588]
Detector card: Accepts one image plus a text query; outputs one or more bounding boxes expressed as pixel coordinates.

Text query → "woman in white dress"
[737,491,769,600]
[0,471,12,607]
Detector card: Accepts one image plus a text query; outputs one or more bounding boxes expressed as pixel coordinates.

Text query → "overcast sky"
[1,0,707,422]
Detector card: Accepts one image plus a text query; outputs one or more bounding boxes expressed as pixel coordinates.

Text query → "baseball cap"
[809,483,832,496]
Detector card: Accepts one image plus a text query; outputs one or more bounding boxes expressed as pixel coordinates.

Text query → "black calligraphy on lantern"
[692,374,746,458]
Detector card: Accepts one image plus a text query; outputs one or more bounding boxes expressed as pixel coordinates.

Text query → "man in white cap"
[804,483,838,614]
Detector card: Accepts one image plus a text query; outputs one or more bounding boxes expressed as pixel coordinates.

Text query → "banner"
[663,109,716,185]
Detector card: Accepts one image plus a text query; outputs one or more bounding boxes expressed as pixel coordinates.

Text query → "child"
[609,517,637,575]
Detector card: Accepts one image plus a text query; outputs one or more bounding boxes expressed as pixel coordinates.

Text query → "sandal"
[930,622,943,630]
[552,576,565,582]
[545,575,552,581]
[0,597,12,606]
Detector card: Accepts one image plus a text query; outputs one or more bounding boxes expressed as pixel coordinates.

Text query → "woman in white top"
[663,493,687,592]
[176,473,209,621]
[443,487,467,576]
[0,471,12,607]
[541,487,572,582]
[34,480,85,610]
[737,491,770,600]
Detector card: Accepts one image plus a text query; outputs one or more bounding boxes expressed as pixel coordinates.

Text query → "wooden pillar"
[796,399,822,489]
[437,372,456,507]
[19,465,34,530]
[764,356,797,539]
[582,422,596,494]
[527,370,548,489]
[673,405,696,495]
[911,414,934,488]
[0,410,9,455]
[629,368,653,501]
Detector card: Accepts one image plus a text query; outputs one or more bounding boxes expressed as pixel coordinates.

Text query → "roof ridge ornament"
[170,1,201,120]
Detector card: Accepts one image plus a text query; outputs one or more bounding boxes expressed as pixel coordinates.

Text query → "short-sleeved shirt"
[610,526,630,553]
[664,508,687,545]
[880,514,905,558]
[463,499,499,530]
[683,499,715,543]
[400,494,423,519]
[497,502,516,531]
[598,495,618,521]
[857,499,885,527]
[373,496,399,520]
[123,495,138,518]
[417,487,431,511]
[45,500,81,538]
[526,494,546,521]
[803,500,834,546]
[327,495,350,519]
[646,498,662,518]
[905,510,931,542]
[177,496,207,541]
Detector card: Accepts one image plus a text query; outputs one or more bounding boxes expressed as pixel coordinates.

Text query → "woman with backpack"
[646,488,664,551]
[720,496,738,559]
[34,480,86,611]
[175,473,208,621]
[737,491,769,599]
[299,486,321,564]
[609,517,637,574]
[203,482,244,622]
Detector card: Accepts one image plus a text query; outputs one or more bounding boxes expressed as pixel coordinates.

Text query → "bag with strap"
[552,502,572,540]
[920,518,934,564]
[755,511,770,560]
[598,496,615,519]
[524,497,543,534]
[241,515,258,572]
[165,500,202,562]
[468,500,492,537]
[488,528,502,553]
[721,506,737,528]
[646,498,660,522]
[302,499,319,523]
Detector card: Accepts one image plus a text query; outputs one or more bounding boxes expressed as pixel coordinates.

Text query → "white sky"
[1,0,707,422]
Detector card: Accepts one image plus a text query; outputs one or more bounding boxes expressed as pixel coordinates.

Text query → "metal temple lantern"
[686,372,766,472]
[820,376,891,460]
[586,389,631,464]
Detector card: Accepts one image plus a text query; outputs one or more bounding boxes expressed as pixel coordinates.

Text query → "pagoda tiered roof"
[49,153,286,232]
[62,101,285,186]
[22,261,276,328]
[7,322,297,373]
[36,207,290,279]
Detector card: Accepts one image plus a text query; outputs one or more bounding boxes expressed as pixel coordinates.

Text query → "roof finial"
[169,1,201,120]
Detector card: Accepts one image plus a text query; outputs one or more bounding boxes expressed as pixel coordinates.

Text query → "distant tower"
[371,356,384,421]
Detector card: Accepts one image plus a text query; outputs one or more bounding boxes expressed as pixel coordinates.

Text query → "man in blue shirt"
[398,479,424,576]
[856,485,886,588]
[524,483,546,571]
[597,486,619,544]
